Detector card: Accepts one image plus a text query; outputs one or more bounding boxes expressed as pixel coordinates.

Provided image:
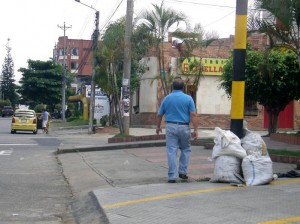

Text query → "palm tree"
[138,1,188,96]
[248,0,300,63]
[172,23,219,95]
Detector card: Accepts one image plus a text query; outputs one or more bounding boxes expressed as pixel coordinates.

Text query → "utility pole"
[74,0,99,134]
[230,0,248,138]
[58,22,72,121]
[122,0,134,135]
[88,11,100,134]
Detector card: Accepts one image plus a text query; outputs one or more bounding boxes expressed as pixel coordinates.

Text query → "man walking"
[156,77,198,183]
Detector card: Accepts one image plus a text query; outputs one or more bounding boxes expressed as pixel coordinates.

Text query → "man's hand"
[156,127,162,135]
[191,130,198,139]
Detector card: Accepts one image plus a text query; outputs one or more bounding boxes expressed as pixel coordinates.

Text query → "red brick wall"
[244,104,265,130]
[56,37,93,77]
[131,111,267,130]
[199,114,230,129]
[131,112,158,128]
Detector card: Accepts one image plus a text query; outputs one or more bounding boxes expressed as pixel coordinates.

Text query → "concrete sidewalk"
[55,128,300,224]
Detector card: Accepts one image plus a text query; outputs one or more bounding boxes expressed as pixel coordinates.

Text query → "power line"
[203,10,235,28]
[76,0,98,39]
[165,0,235,8]
[100,0,125,32]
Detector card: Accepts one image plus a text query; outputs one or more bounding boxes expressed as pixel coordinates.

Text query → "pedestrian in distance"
[156,76,198,183]
[42,108,49,134]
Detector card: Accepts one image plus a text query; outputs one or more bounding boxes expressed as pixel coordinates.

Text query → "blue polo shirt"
[158,90,196,123]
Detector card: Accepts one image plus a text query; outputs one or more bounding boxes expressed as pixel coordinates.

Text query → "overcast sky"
[0,0,253,82]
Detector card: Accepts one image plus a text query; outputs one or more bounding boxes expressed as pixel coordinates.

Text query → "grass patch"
[268,149,300,157]
[277,131,300,136]
[195,177,211,182]
[112,133,133,138]
[196,138,214,142]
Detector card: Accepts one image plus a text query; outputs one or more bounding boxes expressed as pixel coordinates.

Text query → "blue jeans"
[166,123,191,180]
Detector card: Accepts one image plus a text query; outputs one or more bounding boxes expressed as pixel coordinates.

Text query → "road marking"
[257,216,300,224]
[0,150,13,155]
[271,179,300,185]
[103,186,235,209]
[0,144,38,146]
[102,179,300,209]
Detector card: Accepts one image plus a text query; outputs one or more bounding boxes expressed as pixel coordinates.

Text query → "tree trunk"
[157,41,168,96]
[110,63,124,134]
[267,110,273,136]
[267,109,280,136]
[160,39,169,95]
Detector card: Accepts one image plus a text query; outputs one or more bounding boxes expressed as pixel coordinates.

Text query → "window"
[71,62,78,70]
[244,101,258,116]
[59,48,65,56]
[72,48,79,56]
[60,62,67,69]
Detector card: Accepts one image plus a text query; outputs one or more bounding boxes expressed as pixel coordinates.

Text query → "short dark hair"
[173,77,184,90]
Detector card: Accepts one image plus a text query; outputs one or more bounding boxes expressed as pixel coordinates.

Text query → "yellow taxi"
[11,109,38,134]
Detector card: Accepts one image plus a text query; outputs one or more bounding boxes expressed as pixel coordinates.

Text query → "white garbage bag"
[242,155,273,186]
[212,127,247,160]
[210,155,243,184]
[241,129,268,156]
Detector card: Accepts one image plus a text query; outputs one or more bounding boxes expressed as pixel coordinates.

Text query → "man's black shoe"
[168,180,176,183]
[179,174,188,180]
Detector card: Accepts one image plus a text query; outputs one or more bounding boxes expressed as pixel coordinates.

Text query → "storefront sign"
[181,57,227,76]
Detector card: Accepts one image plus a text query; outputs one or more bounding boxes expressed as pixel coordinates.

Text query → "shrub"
[34,104,47,113]
[100,115,109,127]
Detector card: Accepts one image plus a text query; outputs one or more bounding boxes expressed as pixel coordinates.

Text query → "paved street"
[0,118,74,224]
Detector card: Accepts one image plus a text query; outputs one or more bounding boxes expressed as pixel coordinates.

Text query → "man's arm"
[156,115,163,135]
[190,111,198,139]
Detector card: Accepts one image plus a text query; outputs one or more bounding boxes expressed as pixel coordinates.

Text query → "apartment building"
[53,36,93,93]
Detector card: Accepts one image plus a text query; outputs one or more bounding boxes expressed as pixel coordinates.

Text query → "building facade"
[53,36,93,93]
[131,33,300,131]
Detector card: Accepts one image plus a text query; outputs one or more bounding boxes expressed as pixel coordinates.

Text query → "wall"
[138,57,159,113]
[197,75,231,114]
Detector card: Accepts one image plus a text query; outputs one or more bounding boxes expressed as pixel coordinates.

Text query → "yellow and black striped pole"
[230,0,248,138]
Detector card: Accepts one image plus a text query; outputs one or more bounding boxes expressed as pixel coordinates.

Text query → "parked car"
[11,109,38,134]
[2,106,14,117]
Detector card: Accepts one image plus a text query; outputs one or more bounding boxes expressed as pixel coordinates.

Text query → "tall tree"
[1,38,18,107]
[18,60,63,111]
[138,2,188,96]
[220,46,300,135]
[94,19,152,132]
[248,0,300,63]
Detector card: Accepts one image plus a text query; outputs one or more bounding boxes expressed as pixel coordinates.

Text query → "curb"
[56,138,214,154]
[57,139,299,168]
[57,140,166,154]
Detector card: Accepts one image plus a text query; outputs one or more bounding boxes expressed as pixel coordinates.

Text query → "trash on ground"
[275,170,300,178]
[210,126,273,186]
[212,127,247,160]
[210,155,243,184]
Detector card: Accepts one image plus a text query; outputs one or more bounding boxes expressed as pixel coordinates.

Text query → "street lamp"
[75,0,99,134]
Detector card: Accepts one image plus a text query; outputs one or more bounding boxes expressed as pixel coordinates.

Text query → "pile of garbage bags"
[210,127,273,186]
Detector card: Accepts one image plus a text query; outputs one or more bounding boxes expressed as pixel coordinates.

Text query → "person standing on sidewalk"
[156,77,198,183]
[42,108,49,134]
